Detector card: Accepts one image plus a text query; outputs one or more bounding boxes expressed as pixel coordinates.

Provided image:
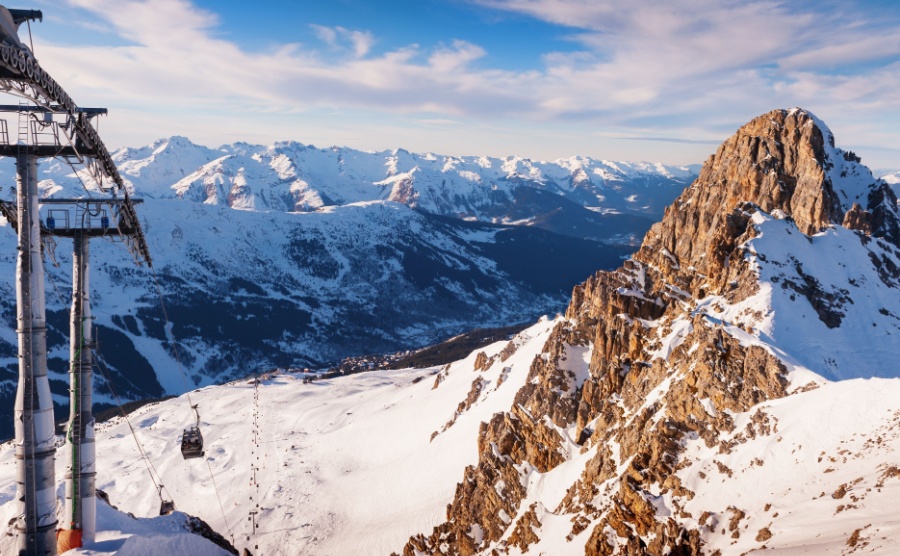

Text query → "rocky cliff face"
[402,109,900,555]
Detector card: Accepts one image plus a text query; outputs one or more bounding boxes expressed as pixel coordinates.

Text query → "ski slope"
[0,318,561,555]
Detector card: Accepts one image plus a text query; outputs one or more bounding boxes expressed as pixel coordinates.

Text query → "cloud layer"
[25,0,900,166]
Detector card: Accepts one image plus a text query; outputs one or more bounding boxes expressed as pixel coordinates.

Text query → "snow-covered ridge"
[14,137,698,219]
[804,110,884,212]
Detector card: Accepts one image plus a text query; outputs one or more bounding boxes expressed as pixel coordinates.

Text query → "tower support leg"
[14,153,58,555]
[62,231,95,548]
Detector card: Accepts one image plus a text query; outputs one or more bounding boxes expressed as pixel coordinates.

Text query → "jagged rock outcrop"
[401,109,900,555]
[843,202,873,234]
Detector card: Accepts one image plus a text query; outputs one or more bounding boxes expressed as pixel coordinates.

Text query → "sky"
[15,0,900,169]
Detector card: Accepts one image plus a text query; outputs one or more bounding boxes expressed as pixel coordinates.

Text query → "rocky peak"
[635,108,899,297]
[699,108,841,235]
[402,109,900,555]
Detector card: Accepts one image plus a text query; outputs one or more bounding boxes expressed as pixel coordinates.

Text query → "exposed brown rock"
[387,176,418,206]
[833,483,848,499]
[401,109,896,555]
[636,109,842,295]
[463,377,486,410]
[441,377,488,432]
[498,341,518,362]
[507,503,542,552]
[727,507,746,535]
[473,351,491,372]
[843,202,873,234]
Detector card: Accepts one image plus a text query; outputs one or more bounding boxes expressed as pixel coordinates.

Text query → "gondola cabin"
[159,499,175,515]
[180,425,204,459]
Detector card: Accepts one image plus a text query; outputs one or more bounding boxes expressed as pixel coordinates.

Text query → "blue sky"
[19,0,900,169]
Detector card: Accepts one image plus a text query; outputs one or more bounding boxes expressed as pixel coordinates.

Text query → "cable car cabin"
[180,425,204,459]
[159,499,175,516]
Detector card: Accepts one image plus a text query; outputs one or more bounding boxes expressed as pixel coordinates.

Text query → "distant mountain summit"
[403,108,900,554]
[107,138,696,217]
[85,139,695,245]
[16,138,701,247]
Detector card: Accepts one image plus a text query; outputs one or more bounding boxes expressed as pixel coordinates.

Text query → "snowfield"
[2,314,900,554]
[0,318,562,555]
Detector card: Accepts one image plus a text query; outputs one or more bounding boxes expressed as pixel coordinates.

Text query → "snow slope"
[696,211,900,380]
[2,318,900,554]
[506,375,900,555]
[0,503,233,556]
[0,318,561,555]
[677,377,900,555]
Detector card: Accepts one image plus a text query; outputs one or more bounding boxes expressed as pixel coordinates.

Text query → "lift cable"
[91,350,171,504]
[205,458,235,546]
[147,267,196,419]
[43,263,173,510]
[25,18,34,56]
[146,265,235,542]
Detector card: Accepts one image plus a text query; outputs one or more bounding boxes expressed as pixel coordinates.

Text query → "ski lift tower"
[0,5,152,555]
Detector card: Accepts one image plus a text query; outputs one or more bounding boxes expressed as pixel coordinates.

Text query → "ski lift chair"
[180,424,204,459]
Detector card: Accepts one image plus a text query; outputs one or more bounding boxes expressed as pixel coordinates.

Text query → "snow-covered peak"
[47,139,695,218]
[800,109,882,212]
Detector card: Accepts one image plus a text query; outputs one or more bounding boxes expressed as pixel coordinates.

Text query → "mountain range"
[0,140,697,439]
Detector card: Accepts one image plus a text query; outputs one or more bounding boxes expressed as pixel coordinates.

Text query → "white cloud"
[310,25,374,58]
[310,24,338,47]
[20,0,900,168]
[466,0,900,162]
[35,0,529,117]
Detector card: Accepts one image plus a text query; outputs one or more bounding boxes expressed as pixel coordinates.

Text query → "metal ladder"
[17,101,29,150]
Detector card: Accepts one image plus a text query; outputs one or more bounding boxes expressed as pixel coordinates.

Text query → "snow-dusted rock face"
[402,109,900,554]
